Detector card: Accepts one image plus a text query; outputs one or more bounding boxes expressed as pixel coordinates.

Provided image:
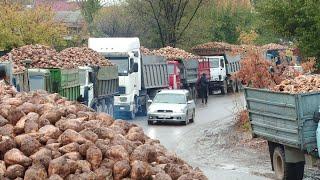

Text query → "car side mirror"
[147,99,153,104]
[187,100,193,105]
[133,63,138,72]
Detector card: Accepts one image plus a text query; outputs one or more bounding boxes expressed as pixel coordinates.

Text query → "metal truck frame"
[245,87,320,180]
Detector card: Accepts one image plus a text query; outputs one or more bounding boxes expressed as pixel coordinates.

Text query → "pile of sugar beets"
[0,84,207,180]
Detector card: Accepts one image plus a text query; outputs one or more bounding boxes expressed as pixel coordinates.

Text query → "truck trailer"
[28,68,80,101]
[88,38,168,120]
[78,65,119,116]
[245,88,320,180]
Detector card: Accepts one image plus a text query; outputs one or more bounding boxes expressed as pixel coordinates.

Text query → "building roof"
[35,0,79,11]
[55,10,84,27]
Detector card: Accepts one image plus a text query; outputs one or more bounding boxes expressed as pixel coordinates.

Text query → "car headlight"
[176,108,187,113]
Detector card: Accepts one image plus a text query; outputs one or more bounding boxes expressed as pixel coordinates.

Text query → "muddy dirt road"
[132,93,319,180]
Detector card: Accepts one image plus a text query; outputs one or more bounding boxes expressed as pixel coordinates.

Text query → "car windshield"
[167,64,174,74]
[209,58,219,68]
[108,57,129,76]
[153,93,186,104]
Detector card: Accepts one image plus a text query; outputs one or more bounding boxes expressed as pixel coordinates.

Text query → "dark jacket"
[199,76,208,89]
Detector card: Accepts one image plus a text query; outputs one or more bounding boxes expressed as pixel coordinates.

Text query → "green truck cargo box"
[28,68,80,101]
[244,87,319,153]
[95,65,119,97]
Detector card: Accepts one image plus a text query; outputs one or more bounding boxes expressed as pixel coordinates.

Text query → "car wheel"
[148,120,153,125]
[190,110,195,123]
[183,113,188,125]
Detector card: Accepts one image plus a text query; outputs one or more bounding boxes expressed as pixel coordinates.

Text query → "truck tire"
[293,162,305,180]
[107,104,114,117]
[273,147,304,180]
[129,110,135,120]
[221,80,227,95]
[231,81,237,93]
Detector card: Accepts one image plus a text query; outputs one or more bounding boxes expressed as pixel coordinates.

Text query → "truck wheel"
[232,81,237,93]
[237,81,243,92]
[108,104,114,117]
[273,147,286,180]
[273,147,304,180]
[293,162,305,180]
[221,81,227,95]
[96,100,104,113]
[129,111,135,120]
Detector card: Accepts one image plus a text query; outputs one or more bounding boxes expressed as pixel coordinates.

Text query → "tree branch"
[177,0,203,40]
[146,0,165,47]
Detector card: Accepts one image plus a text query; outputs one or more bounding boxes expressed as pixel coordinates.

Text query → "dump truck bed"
[141,55,168,89]
[95,65,119,97]
[245,88,319,153]
[181,59,199,85]
[29,68,80,101]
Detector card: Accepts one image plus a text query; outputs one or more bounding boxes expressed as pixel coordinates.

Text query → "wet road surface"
[132,93,273,180]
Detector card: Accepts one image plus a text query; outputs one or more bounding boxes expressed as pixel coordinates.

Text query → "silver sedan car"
[147,89,196,125]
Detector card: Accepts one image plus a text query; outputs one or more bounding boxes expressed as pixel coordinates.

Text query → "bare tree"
[130,0,204,47]
[76,0,103,35]
[94,5,141,37]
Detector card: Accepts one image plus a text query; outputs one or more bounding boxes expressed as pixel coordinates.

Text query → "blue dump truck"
[78,65,119,117]
[245,88,320,180]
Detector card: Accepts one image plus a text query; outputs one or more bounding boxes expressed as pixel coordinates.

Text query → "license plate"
[158,115,169,118]
[120,107,125,110]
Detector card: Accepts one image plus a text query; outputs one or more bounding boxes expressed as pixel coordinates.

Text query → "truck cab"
[88,38,141,119]
[168,61,181,89]
[205,53,242,94]
[207,56,227,82]
[206,56,228,94]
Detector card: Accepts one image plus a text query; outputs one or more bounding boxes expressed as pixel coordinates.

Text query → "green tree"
[0,3,67,51]
[77,0,103,35]
[210,1,255,44]
[255,0,320,61]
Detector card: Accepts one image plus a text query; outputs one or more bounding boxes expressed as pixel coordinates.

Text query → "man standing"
[198,73,208,104]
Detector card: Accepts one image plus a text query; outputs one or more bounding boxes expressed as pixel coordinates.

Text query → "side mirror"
[187,100,193,105]
[133,51,139,57]
[147,99,153,103]
[133,63,138,72]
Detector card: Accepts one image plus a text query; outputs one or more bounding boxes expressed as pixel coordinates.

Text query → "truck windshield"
[109,57,129,76]
[209,58,219,68]
[167,64,174,74]
[153,93,186,104]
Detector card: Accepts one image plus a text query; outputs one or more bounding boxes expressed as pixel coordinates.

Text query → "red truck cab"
[168,60,181,89]
[197,58,211,80]
[168,59,210,90]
